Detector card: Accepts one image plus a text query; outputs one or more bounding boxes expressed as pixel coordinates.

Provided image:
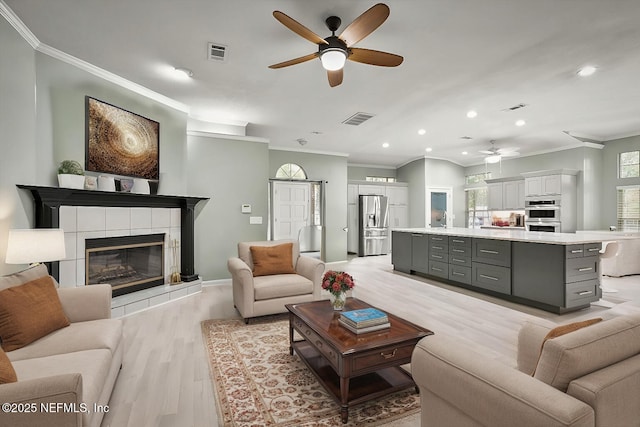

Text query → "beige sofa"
[0,265,122,427]
[228,239,325,321]
[411,314,640,427]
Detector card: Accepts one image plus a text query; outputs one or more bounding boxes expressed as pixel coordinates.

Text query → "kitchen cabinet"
[347,204,358,253]
[391,231,411,273]
[411,233,430,274]
[358,184,386,196]
[347,184,359,204]
[524,175,561,196]
[388,205,408,229]
[486,178,524,210]
[386,186,409,206]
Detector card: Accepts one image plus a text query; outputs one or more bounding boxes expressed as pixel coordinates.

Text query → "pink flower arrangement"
[321,270,355,296]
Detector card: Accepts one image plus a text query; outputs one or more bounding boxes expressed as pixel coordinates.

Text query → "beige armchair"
[228,239,325,322]
[411,314,640,427]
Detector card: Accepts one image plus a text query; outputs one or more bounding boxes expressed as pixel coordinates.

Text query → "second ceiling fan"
[268,3,403,87]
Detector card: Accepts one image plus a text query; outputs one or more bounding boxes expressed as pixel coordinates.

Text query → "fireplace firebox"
[86,234,165,297]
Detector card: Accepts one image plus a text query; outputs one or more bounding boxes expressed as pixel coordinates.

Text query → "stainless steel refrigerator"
[358,195,390,256]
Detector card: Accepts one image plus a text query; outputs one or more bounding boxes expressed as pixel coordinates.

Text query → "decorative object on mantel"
[169,239,181,285]
[321,270,355,310]
[118,178,133,192]
[131,178,150,195]
[57,160,85,189]
[98,175,116,192]
[84,175,97,190]
[5,229,66,266]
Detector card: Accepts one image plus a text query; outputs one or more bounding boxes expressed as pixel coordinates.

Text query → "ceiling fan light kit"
[485,154,502,164]
[269,3,403,86]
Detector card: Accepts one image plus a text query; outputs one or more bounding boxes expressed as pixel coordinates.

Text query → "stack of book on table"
[338,307,390,334]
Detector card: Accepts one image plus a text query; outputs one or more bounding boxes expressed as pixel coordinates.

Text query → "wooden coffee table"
[285,298,433,423]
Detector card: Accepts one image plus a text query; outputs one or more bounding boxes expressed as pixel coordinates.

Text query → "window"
[366,176,396,183]
[275,163,307,180]
[620,151,640,178]
[465,172,492,185]
[466,188,489,228]
[617,186,640,231]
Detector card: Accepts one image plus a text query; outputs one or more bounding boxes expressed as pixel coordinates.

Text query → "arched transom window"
[275,163,307,180]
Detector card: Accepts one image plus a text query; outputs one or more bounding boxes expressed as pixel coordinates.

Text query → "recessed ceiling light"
[173,67,194,79]
[382,142,390,148]
[418,129,426,135]
[425,147,433,152]
[577,65,597,77]
[515,119,526,127]
[462,151,468,155]
[466,110,478,118]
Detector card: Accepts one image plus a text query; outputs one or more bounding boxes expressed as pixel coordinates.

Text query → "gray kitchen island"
[392,228,635,313]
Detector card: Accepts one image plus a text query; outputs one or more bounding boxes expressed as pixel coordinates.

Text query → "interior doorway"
[427,187,453,228]
[269,174,324,259]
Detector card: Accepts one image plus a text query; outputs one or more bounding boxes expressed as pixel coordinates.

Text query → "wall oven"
[525,198,562,232]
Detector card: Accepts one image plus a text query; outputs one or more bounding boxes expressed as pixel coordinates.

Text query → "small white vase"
[98,176,116,192]
[131,178,150,194]
[57,174,85,189]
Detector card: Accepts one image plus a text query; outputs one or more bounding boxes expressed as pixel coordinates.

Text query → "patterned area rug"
[201,317,421,426]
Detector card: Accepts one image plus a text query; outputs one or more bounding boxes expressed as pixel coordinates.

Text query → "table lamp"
[5,228,66,265]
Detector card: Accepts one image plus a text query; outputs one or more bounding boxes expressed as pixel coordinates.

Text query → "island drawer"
[449,245,471,257]
[472,263,511,295]
[565,256,598,283]
[566,279,599,308]
[566,243,602,259]
[429,250,448,263]
[429,234,448,244]
[472,239,511,267]
[428,260,449,279]
[449,236,472,248]
[449,265,472,285]
[449,255,471,267]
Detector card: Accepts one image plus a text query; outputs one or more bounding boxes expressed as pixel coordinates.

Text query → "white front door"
[273,181,310,240]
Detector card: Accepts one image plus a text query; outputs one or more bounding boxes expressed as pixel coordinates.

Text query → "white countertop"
[392,227,640,245]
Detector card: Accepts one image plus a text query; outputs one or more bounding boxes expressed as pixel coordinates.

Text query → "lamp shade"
[5,229,66,264]
[320,49,347,71]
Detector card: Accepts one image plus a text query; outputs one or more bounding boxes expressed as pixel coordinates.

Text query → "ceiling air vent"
[207,42,228,62]
[503,103,527,111]
[342,112,375,126]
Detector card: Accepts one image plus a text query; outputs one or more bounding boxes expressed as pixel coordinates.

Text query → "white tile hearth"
[110,279,202,317]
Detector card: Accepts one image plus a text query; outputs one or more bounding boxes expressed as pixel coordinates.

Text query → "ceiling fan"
[268,3,403,87]
[479,141,520,164]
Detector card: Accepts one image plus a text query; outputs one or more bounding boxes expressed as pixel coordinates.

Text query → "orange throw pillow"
[0,275,70,352]
[250,243,296,277]
[531,317,603,375]
[0,347,17,384]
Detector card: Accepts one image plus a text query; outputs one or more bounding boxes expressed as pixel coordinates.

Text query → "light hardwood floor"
[100,255,640,427]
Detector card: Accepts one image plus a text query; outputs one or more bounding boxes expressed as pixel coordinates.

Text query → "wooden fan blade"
[328,69,343,87]
[339,3,390,46]
[273,11,328,45]
[269,52,318,69]
[348,48,403,67]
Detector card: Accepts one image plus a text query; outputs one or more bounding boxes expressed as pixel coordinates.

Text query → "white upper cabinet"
[524,175,563,197]
[486,178,525,210]
[386,186,409,206]
[487,182,504,210]
[358,184,387,196]
[348,184,359,204]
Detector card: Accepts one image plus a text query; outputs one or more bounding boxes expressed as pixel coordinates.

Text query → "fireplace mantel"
[17,185,209,282]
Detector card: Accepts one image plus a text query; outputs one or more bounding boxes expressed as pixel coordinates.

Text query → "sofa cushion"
[253,274,313,301]
[0,347,17,384]
[534,314,640,392]
[250,243,296,276]
[0,264,58,292]
[13,348,112,426]
[7,318,122,362]
[0,275,70,352]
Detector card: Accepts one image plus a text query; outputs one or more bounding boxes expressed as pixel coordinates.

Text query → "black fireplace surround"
[17,185,208,283]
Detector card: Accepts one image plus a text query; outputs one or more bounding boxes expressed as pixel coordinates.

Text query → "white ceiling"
[5,0,640,167]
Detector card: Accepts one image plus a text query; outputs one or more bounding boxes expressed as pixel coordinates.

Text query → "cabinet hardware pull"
[452,239,465,243]
[433,246,443,250]
[452,249,464,253]
[452,258,464,263]
[380,349,397,359]
[411,234,422,237]
[432,255,443,259]
[578,267,593,272]
[432,237,443,240]
[577,291,593,296]
[479,274,499,281]
[571,249,583,253]
[480,249,499,254]
[587,248,600,252]
[452,272,465,276]
[432,267,443,272]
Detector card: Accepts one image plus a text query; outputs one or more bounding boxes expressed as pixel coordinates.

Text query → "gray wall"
[348,166,396,181]
[187,135,270,279]
[269,150,348,263]
[397,158,426,227]
[0,17,38,274]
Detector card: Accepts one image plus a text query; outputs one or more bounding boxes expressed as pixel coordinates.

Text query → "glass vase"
[330,291,347,311]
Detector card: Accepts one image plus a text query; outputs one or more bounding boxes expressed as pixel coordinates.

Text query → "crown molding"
[268,145,349,158]
[347,163,397,170]
[0,2,39,48]
[186,130,268,143]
